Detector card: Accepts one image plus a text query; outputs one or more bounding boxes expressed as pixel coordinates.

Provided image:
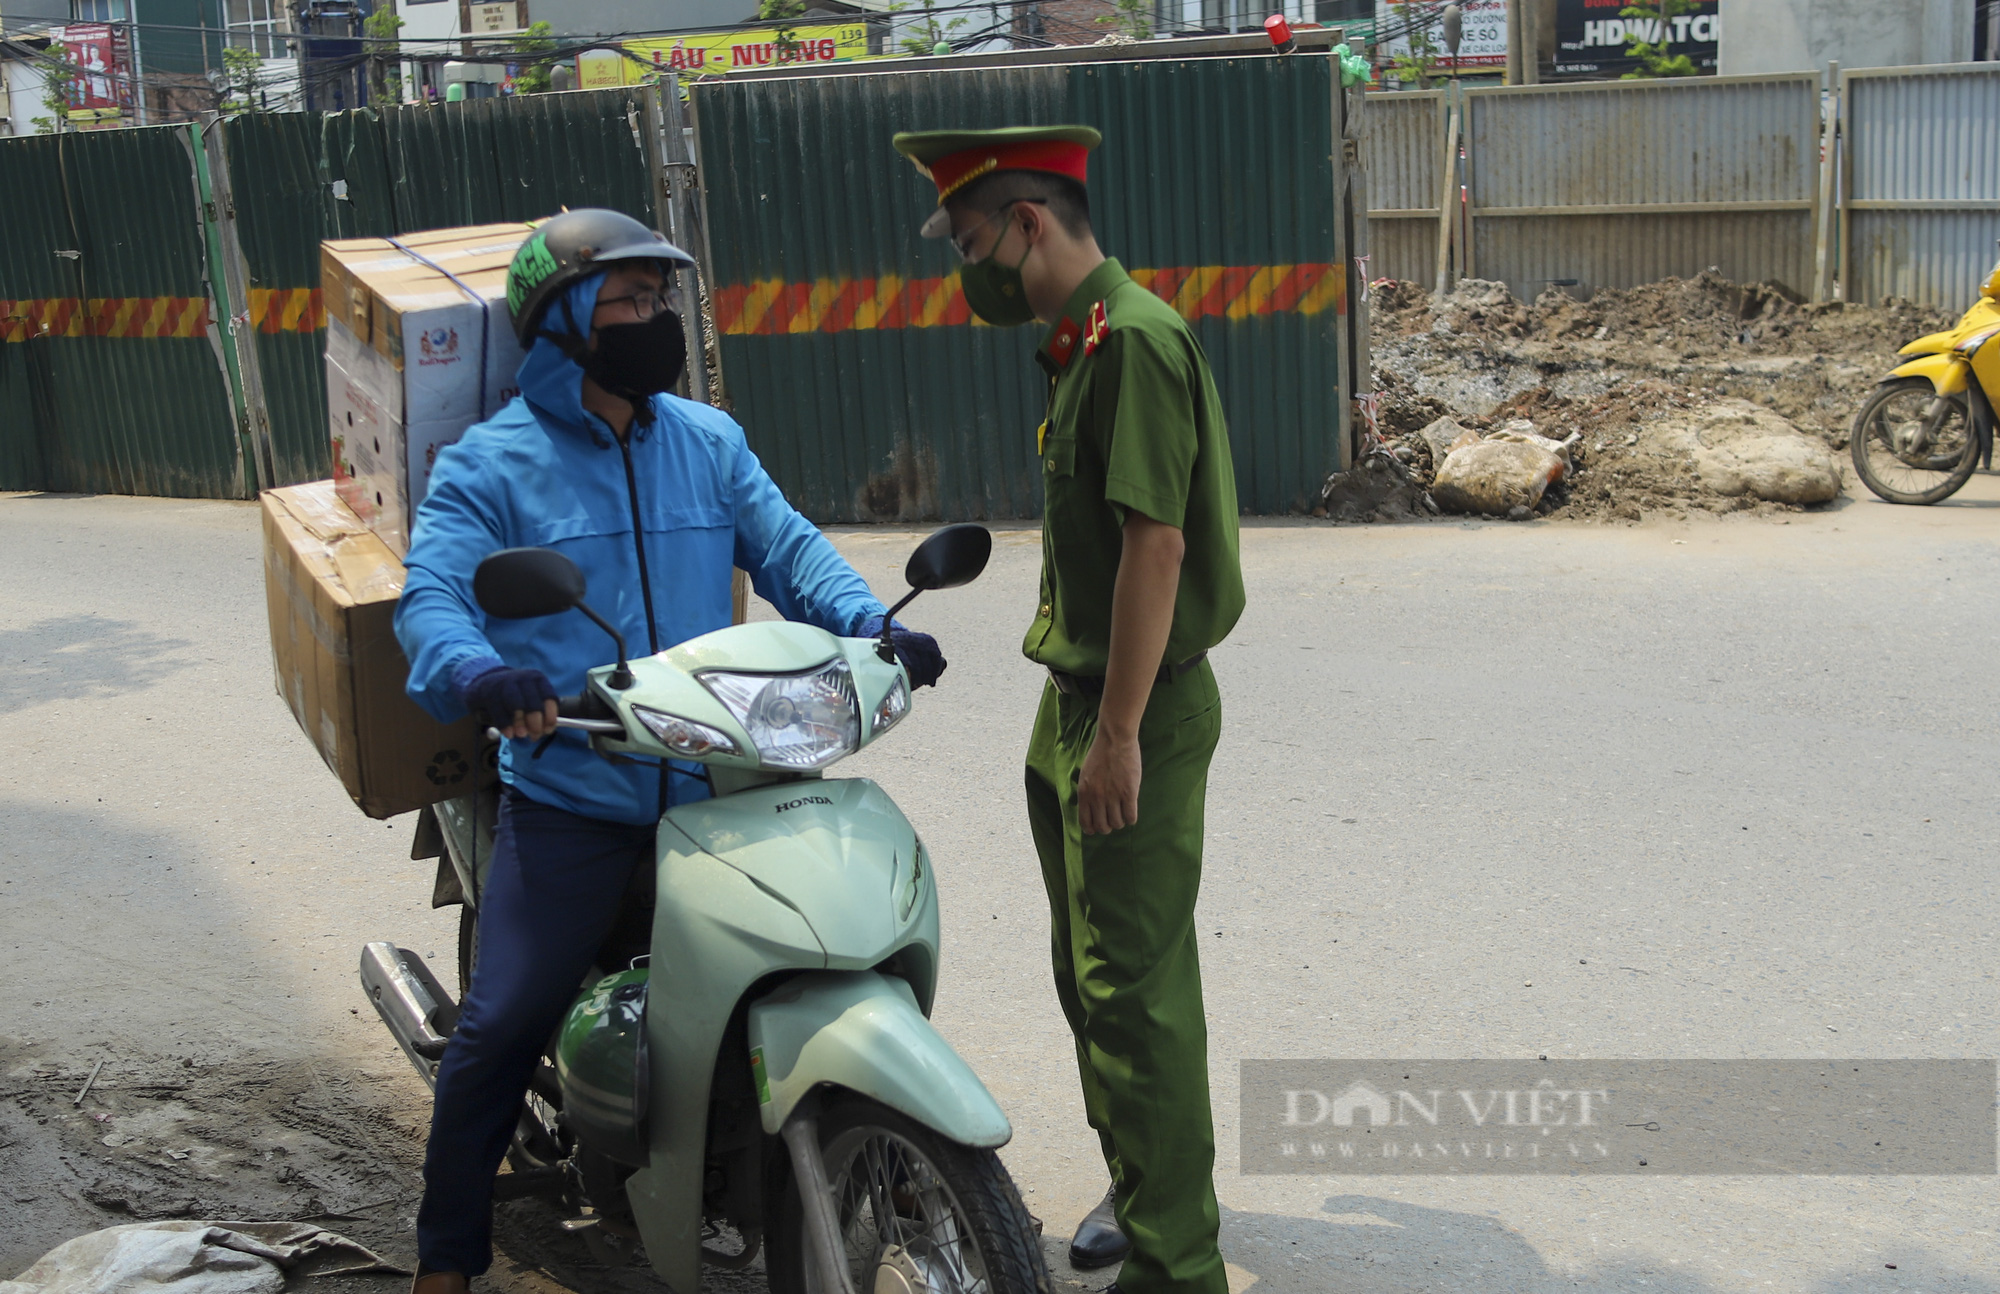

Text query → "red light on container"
[1264,14,1296,54]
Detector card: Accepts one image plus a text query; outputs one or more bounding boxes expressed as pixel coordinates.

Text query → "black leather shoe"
[1067,1186,1128,1270]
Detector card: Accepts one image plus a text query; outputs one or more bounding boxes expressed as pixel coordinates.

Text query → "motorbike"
[359,523,1052,1294]
[1850,243,2000,505]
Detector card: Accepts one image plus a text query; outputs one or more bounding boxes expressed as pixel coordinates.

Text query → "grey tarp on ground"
[0,1221,401,1294]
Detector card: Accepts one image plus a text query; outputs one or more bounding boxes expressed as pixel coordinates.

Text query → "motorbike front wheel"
[1850,377,1979,505]
[767,1097,1050,1294]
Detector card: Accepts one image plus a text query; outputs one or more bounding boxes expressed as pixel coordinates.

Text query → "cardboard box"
[323,223,531,555]
[263,481,494,819]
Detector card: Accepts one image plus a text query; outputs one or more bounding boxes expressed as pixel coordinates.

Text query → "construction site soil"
[0,1044,768,1294]
[1338,272,1956,523]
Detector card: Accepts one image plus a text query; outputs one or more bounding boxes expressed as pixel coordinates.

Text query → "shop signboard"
[574,21,875,88]
[61,22,134,120]
[1373,0,1507,71]
[461,1,528,35]
[1554,0,1719,78]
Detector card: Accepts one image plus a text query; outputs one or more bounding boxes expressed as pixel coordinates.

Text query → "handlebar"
[557,692,625,736]
[481,691,626,745]
[556,692,611,720]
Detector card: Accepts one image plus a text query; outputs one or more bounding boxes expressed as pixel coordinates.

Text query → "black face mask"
[582,309,687,401]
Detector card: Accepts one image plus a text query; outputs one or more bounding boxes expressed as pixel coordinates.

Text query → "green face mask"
[957,225,1038,328]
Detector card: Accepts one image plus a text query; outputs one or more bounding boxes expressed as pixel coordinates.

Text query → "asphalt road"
[3,480,1997,1292]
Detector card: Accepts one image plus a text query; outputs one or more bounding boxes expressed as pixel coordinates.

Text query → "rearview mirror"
[474,547,587,620]
[903,523,992,592]
[472,547,633,689]
[874,524,992,665]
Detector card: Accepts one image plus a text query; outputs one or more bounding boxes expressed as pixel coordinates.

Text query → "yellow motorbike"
[1851,247,2000,505]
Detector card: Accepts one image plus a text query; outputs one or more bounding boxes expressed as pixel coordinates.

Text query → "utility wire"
[0,4,1045,42]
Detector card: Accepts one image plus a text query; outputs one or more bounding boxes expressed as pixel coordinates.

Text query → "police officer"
[890,127,1244,1294]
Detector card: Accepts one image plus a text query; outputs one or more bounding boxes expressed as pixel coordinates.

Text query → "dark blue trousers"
[415,788,656,1276]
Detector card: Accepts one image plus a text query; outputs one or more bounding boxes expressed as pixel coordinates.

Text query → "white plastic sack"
[0,1222,398,1294]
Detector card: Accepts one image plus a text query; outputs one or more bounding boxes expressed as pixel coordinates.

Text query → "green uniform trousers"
[1024,660,1226,1294]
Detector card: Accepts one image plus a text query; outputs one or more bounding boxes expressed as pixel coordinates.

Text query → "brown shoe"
[411,1271,469,1294]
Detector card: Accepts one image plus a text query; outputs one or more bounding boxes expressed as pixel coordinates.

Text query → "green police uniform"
[1025,258,1243,1294]
[894,127,1244,1294]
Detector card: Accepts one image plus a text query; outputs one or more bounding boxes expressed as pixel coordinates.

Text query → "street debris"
[1319,272,1955,522]
[0,1049,677,1294]
[71,1060,105,1109]
[1431,436,1569,518]
[1676,401,1842,505]
[1317,447,1436,522]
[0,1222,398,1294]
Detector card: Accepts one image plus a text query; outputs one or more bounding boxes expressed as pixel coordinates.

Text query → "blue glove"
[857,615,946,689]
[451,657,558,729]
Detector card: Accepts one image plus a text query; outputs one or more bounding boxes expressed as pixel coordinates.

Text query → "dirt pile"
[1329,273,1957,523]
[1373,271,1950,365]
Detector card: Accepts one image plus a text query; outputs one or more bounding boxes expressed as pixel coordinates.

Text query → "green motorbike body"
[528,621,1011,1294]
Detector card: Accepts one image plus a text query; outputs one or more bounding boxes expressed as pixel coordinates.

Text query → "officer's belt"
[1047,651,1207,697]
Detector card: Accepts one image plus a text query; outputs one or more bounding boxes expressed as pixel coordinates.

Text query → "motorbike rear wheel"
[1851,377,1978,505]
[767,1097,1050,1294]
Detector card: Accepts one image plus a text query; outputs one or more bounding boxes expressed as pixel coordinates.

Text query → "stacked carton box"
[263,481,493,818]
[322,223,532,556]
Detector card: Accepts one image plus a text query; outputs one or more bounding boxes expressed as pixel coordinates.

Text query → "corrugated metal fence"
[0,89,661,497]
[9,62,1349,514]
[217,90,661,489]
[1361,65,1999,313]
[694,52,1351,521]
[1359,89,1444,296]
[1840,62,2000,313]
[11,57,1990,503]
[1464,75,1821,303]
[1363,74,1823,304]
[0,126,243,497]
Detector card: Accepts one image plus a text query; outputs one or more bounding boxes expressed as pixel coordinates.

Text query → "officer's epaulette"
[1047,299,1113,370]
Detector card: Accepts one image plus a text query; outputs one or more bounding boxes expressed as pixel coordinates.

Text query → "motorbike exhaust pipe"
[359,942,460,1090]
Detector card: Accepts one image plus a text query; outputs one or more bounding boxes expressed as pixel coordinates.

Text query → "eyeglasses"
[949,199,1047,264]
[595,284,683,322]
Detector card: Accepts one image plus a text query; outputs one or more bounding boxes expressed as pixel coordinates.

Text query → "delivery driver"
[889,127,1244,1293]
[393,208,943,1292]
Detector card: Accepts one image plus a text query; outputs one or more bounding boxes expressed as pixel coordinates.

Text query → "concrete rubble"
[1317,272,1954,522]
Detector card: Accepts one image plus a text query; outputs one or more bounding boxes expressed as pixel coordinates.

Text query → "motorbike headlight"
[872,675,910,737]
[632,706,741,759]
[697,659,859,770]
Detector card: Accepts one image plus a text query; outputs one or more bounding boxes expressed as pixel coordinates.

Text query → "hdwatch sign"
[1240,1060,1995,1174]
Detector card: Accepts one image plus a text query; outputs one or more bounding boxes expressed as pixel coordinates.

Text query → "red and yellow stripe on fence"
[0,289,326,343]
[247,287,327,334]
[711,262,1344,337]
[0,296,212,343]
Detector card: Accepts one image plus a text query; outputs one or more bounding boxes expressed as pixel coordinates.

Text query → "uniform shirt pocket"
[1044,435,1078,480]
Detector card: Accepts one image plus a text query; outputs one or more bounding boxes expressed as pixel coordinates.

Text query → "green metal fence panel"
[221,111,390,488]
[0,126,240,497]
[222,90,661,488]
[382,90,658,231]
[317,110,402,237]
[694,53,1345,521]
[0,135,71,491]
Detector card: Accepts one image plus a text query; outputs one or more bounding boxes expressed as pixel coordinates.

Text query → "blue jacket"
[395,273,886,825]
